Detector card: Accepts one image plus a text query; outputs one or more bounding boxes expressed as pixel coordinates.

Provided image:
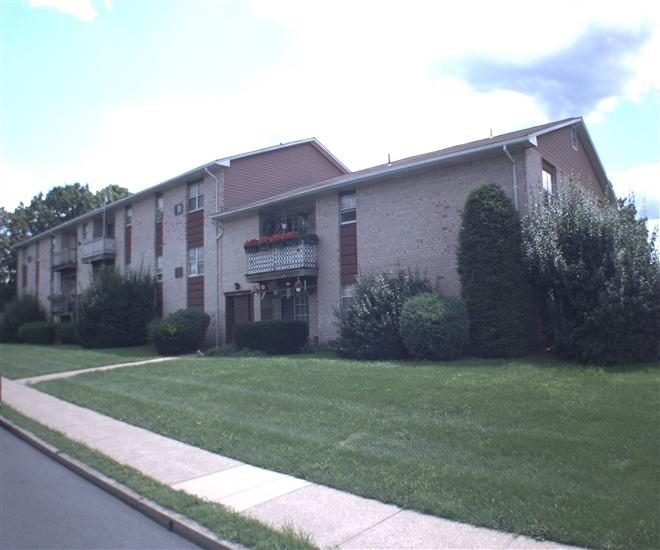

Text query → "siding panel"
[187,276,204,309]
[224,143,347,210]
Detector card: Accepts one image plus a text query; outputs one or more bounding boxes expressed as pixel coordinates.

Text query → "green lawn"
[32,354,660,550]
[0,343,158,379]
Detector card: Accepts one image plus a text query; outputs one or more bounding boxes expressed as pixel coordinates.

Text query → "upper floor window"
[187,247,204,277]
[125,206,132,226]
[571,126,578,151]
[340,191,356,224]
[82,222,88,241]
[156,255,163,281]
[156,194,164,222]
[542,161,556,196]
[188,181,204,212]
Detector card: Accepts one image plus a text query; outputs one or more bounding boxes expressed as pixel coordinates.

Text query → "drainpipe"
[502,145,519,210]
[204,166,222,347]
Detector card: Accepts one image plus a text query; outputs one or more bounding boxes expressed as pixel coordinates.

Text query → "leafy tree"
[457,184,530,357]
[523,186,660,364]
[336,270,431,360]
[78,270,155,348]
[0,183,131,302]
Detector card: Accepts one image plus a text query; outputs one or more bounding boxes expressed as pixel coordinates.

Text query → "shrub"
[457,183,531,357]
[335,270,432,360]
[55,322,79,345]
[524,187,660,364]
[149,308,210,356]
[17,321,56,345]
[400,293,468,360]
[0,295,47,342]
[234,320,308,355]
[78,270,155,348]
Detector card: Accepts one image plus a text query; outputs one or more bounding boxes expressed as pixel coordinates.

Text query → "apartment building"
[15,117,613,346]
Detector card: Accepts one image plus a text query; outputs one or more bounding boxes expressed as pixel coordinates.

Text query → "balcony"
[81,238,115,263]
[52,248,77,271]
[50,294,79,315]
[245,239,318,282]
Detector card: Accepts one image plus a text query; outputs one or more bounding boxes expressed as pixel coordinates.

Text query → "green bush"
[336,270,432,360]
[234,320,308,355]
[457,183,531,357]
[400,293,468,360]
[78,270,155,348]
[149,308,210,356]
[524,187,660,364]
[0,295,47,342]
[17,321,56,345]
[55,322,79,345]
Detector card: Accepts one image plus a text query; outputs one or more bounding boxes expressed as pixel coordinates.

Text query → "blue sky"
[1,0,658,229]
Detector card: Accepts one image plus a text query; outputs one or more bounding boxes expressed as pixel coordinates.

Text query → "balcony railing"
[52,248,77,271]
[245,241,318,282]
[81,238,115,263]
[50,294,79,315]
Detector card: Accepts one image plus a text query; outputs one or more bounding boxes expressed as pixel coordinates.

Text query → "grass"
[30,353,660,550]
[0,343,158,379]
[0,406,316,550]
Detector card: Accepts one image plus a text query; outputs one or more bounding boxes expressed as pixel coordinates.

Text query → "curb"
[0,415,244,550]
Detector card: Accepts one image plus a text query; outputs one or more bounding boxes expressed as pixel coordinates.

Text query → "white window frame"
[187,247,204,277]
[339,191,356,224]
[341,283,355,310]
[188,181,204,212]
[156,195,164,222]
[156,255,163,281]
[542,162,556,196]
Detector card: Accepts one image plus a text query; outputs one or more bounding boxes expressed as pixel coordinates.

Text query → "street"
[0,427,198,549]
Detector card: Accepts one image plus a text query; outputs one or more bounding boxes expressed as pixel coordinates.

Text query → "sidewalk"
[1,364,578,550]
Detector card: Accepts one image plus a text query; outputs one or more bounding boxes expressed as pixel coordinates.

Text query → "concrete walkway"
[2,363,579,549]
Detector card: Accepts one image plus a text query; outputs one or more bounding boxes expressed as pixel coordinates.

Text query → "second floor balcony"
[81,238,115,263]
[245,233,318,282]
[52,248,77,271]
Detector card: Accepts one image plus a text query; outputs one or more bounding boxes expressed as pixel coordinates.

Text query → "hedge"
[234,320,308,355]
[148,308,210,356]
[17,321,56,345]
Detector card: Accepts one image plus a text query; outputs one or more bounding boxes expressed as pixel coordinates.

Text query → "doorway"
[225,293,253,343]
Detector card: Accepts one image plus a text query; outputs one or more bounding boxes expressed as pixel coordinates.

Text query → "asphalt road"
[0,427,199,549]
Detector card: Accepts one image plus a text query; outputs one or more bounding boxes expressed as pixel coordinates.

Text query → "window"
[341,283,355,310]
[571,126,578,151]
[82,223,88,241]
[105,214,115,238]
[340,191,356,224]
[156,255,163,281]
[125,206,132,226]
[542,162,556,196]
[281,292,309,323]
[156,194,164,222]
[187,247,204,276]
[188,181,204,212]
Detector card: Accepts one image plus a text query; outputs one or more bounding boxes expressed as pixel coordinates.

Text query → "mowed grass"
[0,343,157,379]
[35,354,660,550]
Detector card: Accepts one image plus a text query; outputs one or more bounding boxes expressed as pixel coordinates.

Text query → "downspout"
[204,166,222,348]
[502,145,519,210]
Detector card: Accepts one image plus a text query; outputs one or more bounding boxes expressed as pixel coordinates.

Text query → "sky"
[1,0,659,232]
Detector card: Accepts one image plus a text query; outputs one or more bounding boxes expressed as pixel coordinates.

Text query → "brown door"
[226,293,253,343]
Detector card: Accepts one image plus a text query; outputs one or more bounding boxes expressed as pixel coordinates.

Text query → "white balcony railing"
[246,241,318,277]
[81,238,115,263]
[52,248,77,270]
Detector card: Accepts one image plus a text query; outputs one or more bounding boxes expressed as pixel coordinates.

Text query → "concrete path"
[2,365,579,549]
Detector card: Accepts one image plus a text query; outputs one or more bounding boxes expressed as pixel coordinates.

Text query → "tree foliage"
[457,183,531,357]
[336,270,432,360]
[0,183,131,304]
[523,186,660,364]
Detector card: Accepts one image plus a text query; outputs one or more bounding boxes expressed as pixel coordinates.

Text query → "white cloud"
[610,163,660,243]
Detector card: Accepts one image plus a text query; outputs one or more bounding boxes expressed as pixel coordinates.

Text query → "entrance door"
[226,293,253,343]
